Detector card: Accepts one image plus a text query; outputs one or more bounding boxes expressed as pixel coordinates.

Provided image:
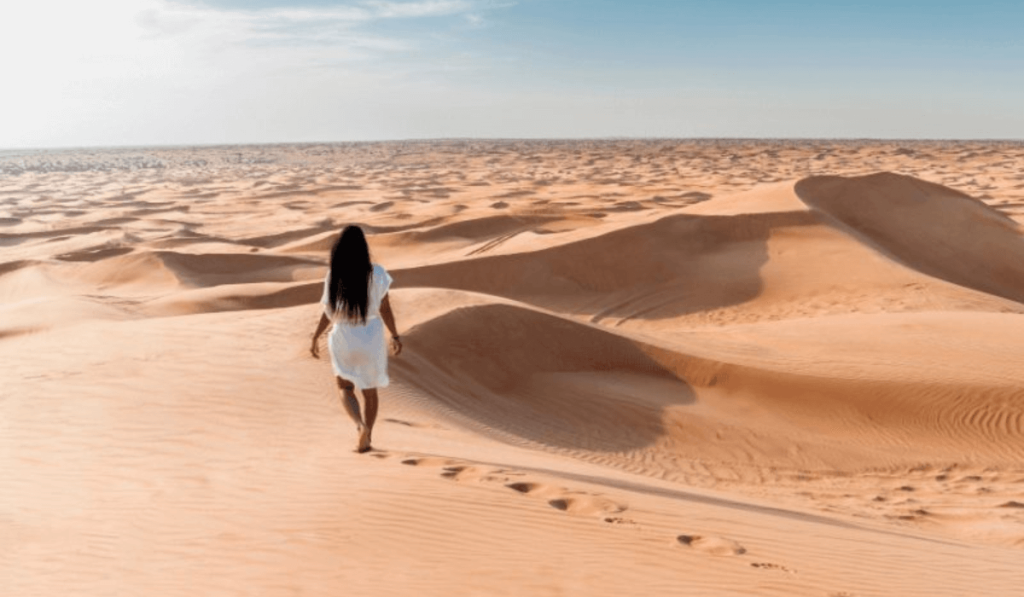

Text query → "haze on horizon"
[2,0,1023,149]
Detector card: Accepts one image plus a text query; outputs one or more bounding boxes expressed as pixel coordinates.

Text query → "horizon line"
[4,136,1024,153]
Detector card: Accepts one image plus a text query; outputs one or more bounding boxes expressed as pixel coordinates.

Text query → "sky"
[1,0,1023,148]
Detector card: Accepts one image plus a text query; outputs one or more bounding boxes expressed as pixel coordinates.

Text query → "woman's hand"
[310,313,329,359]
[380,295,402,356]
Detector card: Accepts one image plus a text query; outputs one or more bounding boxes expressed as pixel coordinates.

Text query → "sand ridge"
[3,140,1024,596]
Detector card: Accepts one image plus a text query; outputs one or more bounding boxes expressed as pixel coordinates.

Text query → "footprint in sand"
[505,481,627,518]
[547,495,626,517]
[506,481,543,494]
[749,562,796,574]
[401,456,458,468]
[676,534,746,556]
[440,465,487,481]
[383,417,419,428]
[435,463,525,485]
[400,457,634,523]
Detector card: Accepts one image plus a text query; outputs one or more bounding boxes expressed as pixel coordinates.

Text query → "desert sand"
[3,140,1024,596]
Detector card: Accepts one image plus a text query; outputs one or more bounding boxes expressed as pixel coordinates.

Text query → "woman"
[310,225,402,453]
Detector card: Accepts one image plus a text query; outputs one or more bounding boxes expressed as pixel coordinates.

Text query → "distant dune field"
[3,140,1024,597]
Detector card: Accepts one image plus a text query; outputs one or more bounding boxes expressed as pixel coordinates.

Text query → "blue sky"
[2,0,1022,147]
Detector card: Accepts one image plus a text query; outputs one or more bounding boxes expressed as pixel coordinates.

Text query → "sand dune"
[797,172,1024,304]
[395,300,694,453]
[396,179,1023,328]
[4,141,1024,596]
[395,210,815,322]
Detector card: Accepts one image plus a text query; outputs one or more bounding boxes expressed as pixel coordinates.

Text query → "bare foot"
[356,425,372,453]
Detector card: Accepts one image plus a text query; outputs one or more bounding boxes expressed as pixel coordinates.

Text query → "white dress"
[320,263,393,390]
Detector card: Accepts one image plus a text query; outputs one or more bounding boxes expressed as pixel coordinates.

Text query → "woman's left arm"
[310,313,330,358]
[379,293,402,356]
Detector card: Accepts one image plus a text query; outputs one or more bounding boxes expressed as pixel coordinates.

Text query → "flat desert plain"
[3,140,1024,596]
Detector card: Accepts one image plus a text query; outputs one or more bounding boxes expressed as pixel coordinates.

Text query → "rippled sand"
[4,140,1024,596]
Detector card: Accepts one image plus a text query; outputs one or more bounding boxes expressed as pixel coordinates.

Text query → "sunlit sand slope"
[3,142,1024,596]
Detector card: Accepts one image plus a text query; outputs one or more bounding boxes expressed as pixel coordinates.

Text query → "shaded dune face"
[62,250,323,293]
[394,211,817,323]
[147,251,323,287]
[234,221,339,249]
[408,214,564,243]
[394,303,695,453]
[795,172,1024,306]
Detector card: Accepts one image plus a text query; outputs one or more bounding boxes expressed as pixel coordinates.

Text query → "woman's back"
[321,263,392,325]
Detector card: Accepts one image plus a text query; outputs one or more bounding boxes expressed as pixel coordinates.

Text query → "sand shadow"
[393,210,817,323]
[394,303,695,453]
[795,173,1024,306]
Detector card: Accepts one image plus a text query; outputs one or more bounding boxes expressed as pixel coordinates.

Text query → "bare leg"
[335,377,367,451]
[361,388,379,451]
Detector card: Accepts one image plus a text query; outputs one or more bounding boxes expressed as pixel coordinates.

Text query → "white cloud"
[0,0,513,147]
[363,0,476,19]
[135,7,202,38]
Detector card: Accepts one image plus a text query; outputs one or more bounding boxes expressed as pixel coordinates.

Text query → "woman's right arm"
[310,313,330,358]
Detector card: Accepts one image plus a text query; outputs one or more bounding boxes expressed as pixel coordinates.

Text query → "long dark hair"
[328,225,373,324]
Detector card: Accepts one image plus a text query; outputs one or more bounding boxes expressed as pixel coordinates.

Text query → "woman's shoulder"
[372,263,392,290]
